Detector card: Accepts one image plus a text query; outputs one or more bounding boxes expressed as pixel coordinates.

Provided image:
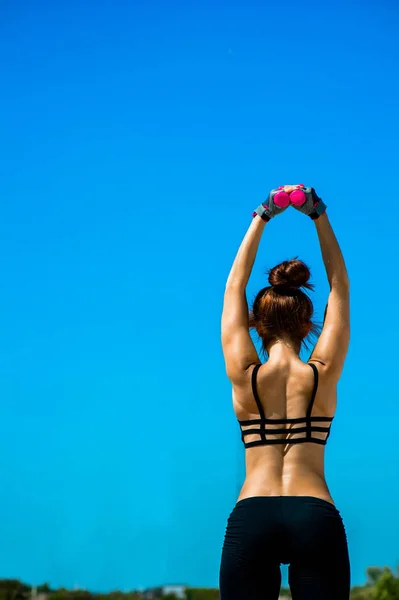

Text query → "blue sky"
[0,0,398,592]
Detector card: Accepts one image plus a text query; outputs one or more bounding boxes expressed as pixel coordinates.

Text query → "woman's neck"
[266,337,301,359]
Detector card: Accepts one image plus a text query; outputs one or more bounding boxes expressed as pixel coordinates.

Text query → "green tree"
[0,580,30,600]
[48,592,70,600]
[351,585,373,600]
[37,584,52,595]
[372,568,399,600]
[185,590,220,600]
[368,568,386,586]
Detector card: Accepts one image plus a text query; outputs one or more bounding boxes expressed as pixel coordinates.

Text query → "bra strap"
[307,363,319,417]
[251,364,266,441]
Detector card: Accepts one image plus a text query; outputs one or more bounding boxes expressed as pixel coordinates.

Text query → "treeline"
[350,567,399,600]
[0,566,398,600]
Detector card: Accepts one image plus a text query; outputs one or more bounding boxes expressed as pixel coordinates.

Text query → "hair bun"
[268,259,313,291]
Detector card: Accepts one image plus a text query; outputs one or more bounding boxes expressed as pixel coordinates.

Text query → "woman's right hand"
[291,186,327,220]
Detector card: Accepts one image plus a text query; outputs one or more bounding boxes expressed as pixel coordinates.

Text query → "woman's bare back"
[232,351,337,505]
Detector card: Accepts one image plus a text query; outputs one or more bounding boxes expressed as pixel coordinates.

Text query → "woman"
[219,185,350,600]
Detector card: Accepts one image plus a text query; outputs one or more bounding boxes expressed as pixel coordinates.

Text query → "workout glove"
[290,186,327,220]
[252,188,290,222]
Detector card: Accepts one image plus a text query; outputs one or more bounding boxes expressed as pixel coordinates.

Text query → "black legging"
[219,496,350,600]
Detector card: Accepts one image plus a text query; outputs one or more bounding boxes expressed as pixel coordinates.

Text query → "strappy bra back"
[239,363,333,448]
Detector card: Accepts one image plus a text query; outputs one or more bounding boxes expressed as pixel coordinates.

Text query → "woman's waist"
[241,461,331,502]
[245,445,325,472]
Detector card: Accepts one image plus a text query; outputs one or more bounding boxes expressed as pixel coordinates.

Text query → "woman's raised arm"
[221,185,295,381]
[291,186,350,379]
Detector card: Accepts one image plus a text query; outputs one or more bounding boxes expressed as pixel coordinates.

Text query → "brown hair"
[249,259,320,353]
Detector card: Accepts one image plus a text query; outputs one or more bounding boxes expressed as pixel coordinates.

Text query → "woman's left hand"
[252,185,303,222]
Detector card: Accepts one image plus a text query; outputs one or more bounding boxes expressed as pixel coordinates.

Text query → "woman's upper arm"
[309,284,350,381]
[221,286,260,381]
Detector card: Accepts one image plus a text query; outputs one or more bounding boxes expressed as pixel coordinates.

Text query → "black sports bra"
[238,363,333,448]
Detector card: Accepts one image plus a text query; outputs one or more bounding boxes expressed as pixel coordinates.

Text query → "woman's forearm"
[225,216,266,290]
[315,214,349,290]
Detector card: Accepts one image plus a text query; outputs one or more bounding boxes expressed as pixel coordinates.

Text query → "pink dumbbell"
[273,190,291,208]
[274,184,308,208]
[289,184,306,206]
[290,191,306,206]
